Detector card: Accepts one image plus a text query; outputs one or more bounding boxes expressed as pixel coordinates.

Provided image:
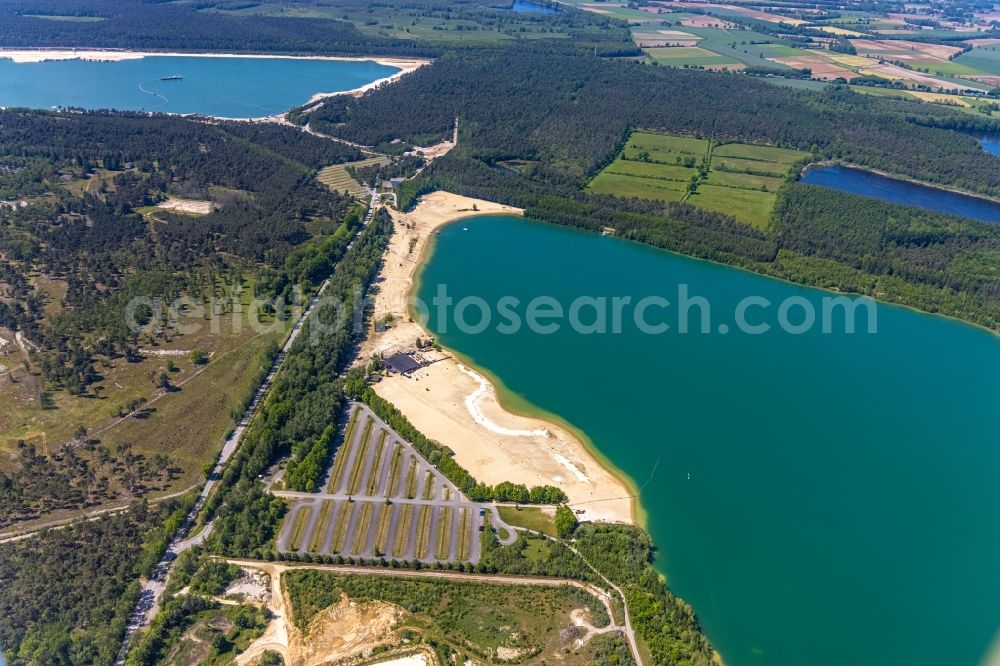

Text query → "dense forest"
[0,495,194,665]
[305,45,1000,329]
[309,45,1000,192]
[0,0,436,56]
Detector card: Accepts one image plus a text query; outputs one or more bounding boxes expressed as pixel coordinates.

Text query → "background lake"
[0,55,399,117]
[801,164,1000,224]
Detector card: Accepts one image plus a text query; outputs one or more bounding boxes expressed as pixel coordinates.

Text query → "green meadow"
[587,131,808,228]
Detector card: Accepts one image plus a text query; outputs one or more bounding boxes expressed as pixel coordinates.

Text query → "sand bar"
[361,191,635,524]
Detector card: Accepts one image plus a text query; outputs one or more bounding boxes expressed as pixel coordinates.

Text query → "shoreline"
[360,192,637,525]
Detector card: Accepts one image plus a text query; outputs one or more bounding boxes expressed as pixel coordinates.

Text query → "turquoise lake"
[417,214,1000,666]
[0,55,399,117]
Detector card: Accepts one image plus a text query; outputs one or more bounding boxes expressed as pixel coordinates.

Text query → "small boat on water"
[160,75,183,81]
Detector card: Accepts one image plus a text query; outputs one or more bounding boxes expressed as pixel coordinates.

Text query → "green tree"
[555,504,578,538]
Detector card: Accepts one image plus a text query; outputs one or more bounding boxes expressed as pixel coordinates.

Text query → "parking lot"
[273,402,514,563]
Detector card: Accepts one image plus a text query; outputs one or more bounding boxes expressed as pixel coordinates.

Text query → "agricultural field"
[561,0,662,23]
[955,45,1000,80]
[283,570,622,666]
[630,13,803,69]
[627,6,1000,96]
[273,403,517,563]
[646,45,743,68]
[317,155,390,199]
[848,38,990,79]
[587,131,808,228]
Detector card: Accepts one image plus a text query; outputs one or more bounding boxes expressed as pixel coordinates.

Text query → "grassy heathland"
[587,131,808,228]
[284,570,616,664]
[497,505,557,537]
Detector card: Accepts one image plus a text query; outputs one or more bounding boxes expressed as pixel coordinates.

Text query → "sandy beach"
[361,192,635,524]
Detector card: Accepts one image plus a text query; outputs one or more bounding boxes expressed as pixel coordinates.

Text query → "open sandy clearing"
[235,562,406,666]
[156,197,215,215]
[360,191,634,524]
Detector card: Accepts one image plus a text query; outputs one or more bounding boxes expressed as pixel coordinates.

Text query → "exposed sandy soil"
[360,192,635,524]
[156,197,215,215]
[236,563,405,666]
[368,655,429,666]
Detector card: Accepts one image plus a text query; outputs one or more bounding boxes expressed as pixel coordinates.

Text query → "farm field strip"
[588,131,808,228]
[317,155,390,199]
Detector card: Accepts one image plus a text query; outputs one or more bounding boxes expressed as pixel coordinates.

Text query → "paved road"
[114,193,383,665]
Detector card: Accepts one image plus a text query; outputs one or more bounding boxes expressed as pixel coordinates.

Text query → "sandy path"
[361,192,634,524]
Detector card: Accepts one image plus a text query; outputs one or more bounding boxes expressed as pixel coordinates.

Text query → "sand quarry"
[233,562,429,666]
